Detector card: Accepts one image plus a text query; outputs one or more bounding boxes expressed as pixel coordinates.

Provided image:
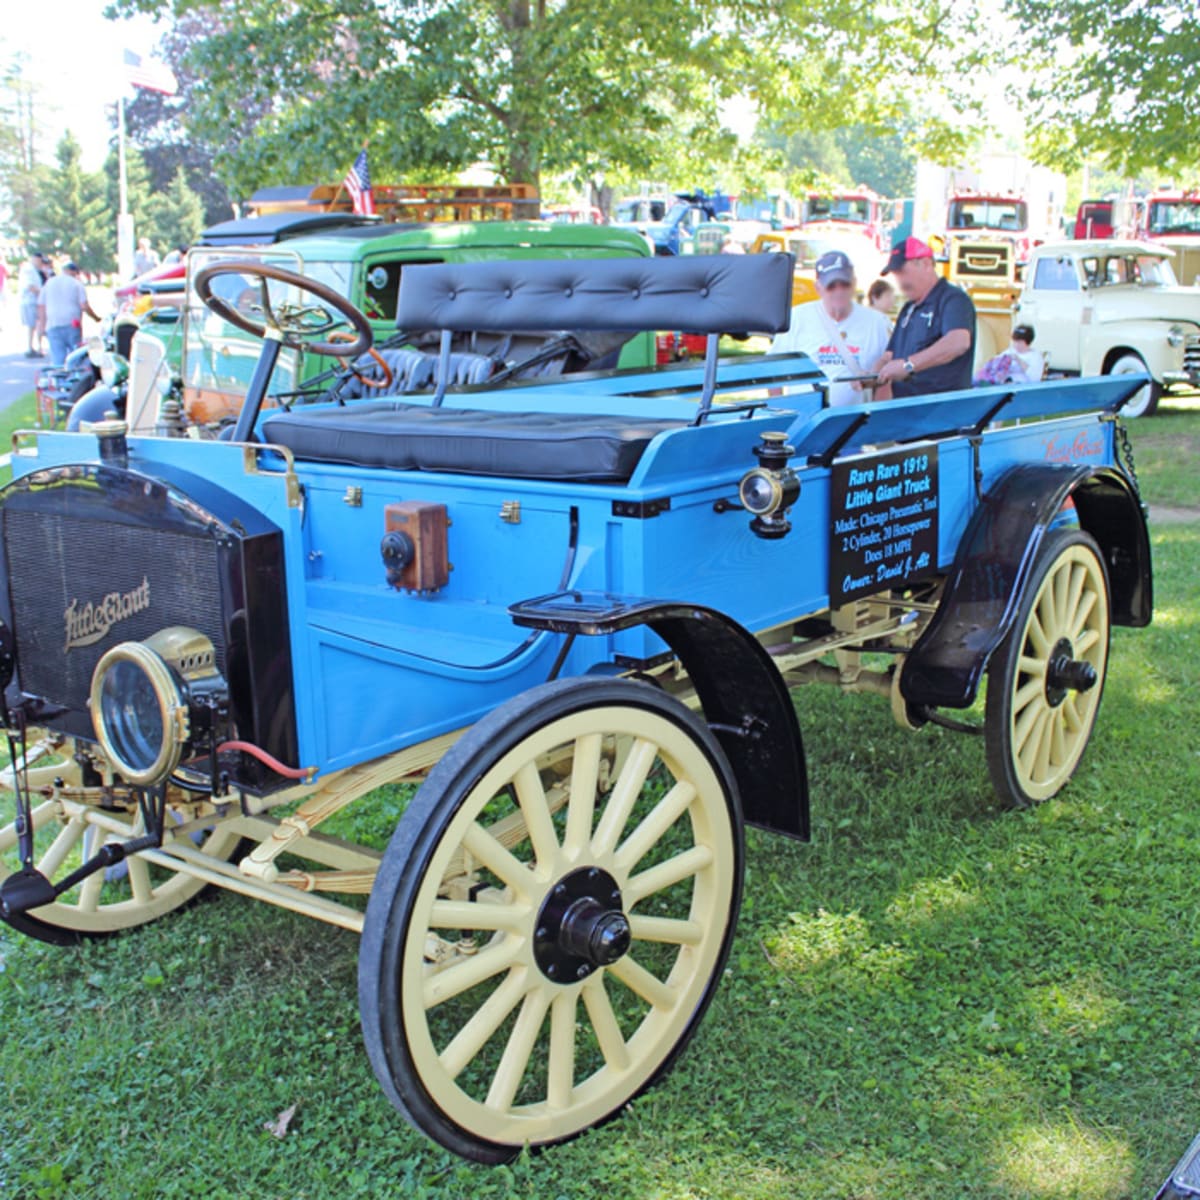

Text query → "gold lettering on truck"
[64,578,151,651]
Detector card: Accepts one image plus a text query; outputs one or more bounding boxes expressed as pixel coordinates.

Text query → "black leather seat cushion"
[262,402,683,482]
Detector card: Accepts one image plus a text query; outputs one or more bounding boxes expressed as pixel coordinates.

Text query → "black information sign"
[829,444,939,605]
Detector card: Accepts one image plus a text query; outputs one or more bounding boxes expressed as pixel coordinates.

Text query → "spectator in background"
[873,237,976,398]
[772,249,891,406]
[867,279,896,320]
[162,244,187,266]
[974,324,1044,386]
[38,261,99,366]
[18,251,44,357]
[133,237,160,276]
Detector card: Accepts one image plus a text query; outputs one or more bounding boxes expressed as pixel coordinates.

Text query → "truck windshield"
[807,196,870,223]
[184,249,355,402]
[947,199,1028,232]
[1148,200,1200,235]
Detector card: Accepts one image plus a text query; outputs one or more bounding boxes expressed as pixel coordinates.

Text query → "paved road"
[0,285,113,412]
[0,299,42,411]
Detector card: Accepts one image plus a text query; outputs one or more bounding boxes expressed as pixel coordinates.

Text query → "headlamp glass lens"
[100,659,165,775]
[740,471,778,514]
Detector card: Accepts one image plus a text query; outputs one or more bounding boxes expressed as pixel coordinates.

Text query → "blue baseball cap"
[814,250,854,285]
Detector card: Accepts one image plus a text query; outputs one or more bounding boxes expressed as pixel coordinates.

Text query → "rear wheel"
[985,529,1111,807]
[1107,352,1161,418]
[359,677,743,1162]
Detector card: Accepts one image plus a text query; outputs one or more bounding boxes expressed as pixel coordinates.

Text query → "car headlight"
[1167,325,1185,348]
[90,627,225,786]
[739,468,788,515]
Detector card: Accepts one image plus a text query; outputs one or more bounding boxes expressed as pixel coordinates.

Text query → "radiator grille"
[5,509,225,709]
[1185,334,1200,377]
[952,242,1012,279]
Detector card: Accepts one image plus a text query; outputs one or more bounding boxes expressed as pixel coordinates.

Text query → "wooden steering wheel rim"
[329,331,395,390]
[192,259,373,358]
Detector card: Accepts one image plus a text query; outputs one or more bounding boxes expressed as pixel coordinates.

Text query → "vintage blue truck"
[0,253,1151,1163]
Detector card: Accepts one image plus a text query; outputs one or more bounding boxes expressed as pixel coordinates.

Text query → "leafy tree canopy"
[37,132,112,274]
[107,0,985,199]
[1008,0,1199,179]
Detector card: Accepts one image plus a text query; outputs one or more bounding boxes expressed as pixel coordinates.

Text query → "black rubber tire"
[1106,352,1161,419]
[985,528,1111,808]
[358,676,744,1164]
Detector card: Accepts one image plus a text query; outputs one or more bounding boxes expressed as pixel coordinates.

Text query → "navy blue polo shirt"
[887,278,977,397]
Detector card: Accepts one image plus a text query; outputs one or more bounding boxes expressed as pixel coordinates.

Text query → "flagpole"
[116,92,134,279]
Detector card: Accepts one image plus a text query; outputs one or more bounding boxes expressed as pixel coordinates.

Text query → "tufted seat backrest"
[394,254,795,337]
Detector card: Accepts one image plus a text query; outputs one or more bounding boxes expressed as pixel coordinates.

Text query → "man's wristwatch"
[903,359,916,375]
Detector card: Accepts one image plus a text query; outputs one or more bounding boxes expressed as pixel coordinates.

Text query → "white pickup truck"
[1014,239,1200,416]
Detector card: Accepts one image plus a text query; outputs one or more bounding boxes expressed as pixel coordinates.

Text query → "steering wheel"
[193,260,373,358]
[329,330,395,390]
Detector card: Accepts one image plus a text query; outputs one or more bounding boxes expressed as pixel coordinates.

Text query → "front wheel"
[1107,352,1161,418]
[358,677,744,1162]
[985,528,1111,807]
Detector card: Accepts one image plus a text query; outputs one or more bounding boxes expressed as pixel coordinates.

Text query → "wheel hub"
[1045,636,1098,707]
[533,866,629,983]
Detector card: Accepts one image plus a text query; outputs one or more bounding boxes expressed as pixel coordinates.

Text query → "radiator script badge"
[64,578,151,651]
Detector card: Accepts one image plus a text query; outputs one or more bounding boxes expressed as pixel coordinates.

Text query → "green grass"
[0,392,42,488]
[2,400,1199,1199]
[1125,390,1200,510]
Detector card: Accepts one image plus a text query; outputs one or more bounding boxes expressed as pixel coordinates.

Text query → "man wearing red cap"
[872,237,976,397]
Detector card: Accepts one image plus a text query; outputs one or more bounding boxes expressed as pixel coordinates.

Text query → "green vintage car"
[125,217,656,435]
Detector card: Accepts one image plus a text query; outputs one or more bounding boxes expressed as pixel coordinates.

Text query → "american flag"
[343,149,376,216]
[122,49,179,96]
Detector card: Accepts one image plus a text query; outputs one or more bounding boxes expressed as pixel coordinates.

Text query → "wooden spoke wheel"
[0,797,243,945]
[359,677,743,1163]
[985,528,1111,807]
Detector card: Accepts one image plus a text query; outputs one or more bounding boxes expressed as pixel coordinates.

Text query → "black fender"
[901,463,1152,710]
[66,384,124,432]
[510,593,809,841]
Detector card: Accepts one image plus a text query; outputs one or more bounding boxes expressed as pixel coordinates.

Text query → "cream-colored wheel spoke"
[423,939,521,1009]
[581,973,630,1071]
[1052,559,1070,630]
[513,761,559,870]
[1071,589,1099,641]
[1017,707,1049,773]
[563,733,601,857]
[1026,607,1050,656]
[615,780,695,874]
[36,815,87,879]
[485,988,550,1112]
[1017,654,1045,677]
[607,955,676,1010]
[1011,676,1044,716]
[461,823,534,898]
[546,990,577,1110]
[1063,694,1082,732]
[77,870,104,913]
[126,855,154,904]
[628,913,703,946]
[429,899,530,934]
[1065,563,1086,632]
[626,844,713,906]
[591,737,657,856]
[1049,710,1067,766]
[1075,627,1101,656]
[1013,694,1045,754]
[439,969,530,1081]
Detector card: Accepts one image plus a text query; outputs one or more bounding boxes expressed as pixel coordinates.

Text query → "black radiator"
[0,461,297,787]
